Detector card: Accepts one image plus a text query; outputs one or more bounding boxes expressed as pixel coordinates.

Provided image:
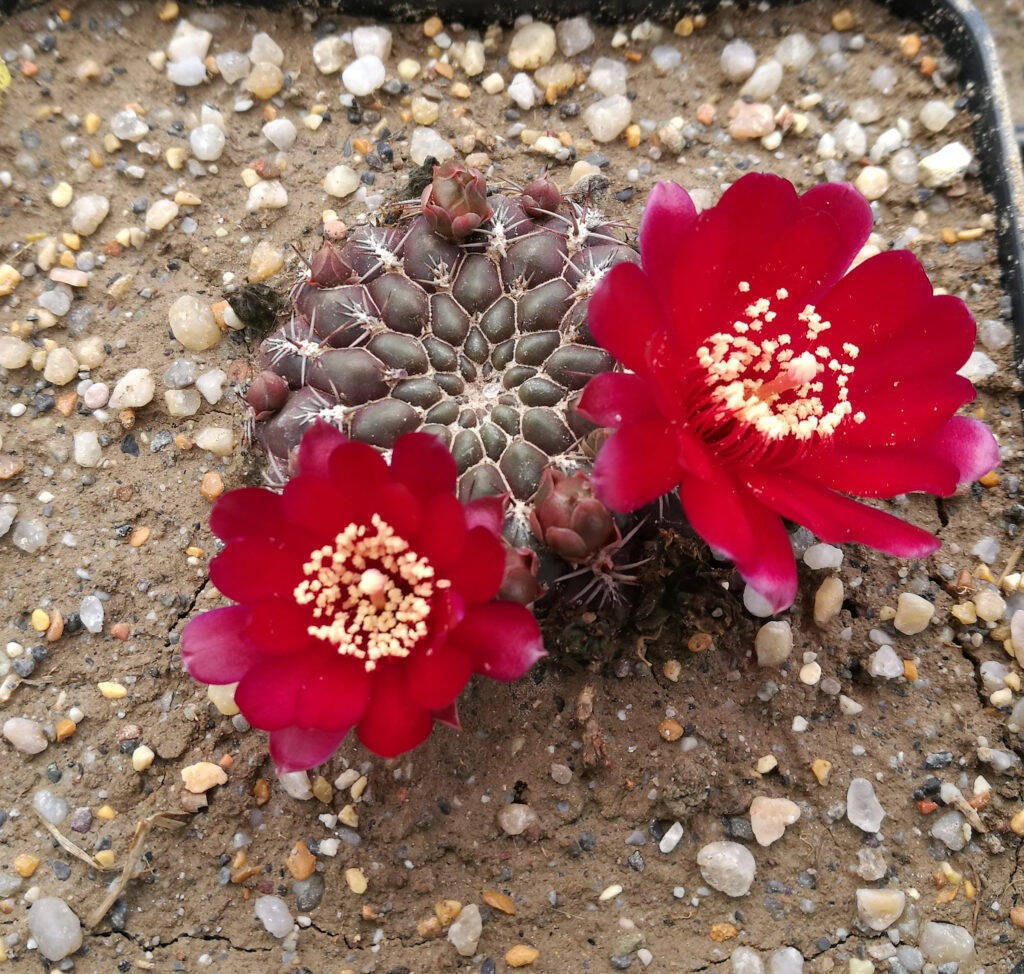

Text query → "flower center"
[293,514,449,671]
[688,284,865,462]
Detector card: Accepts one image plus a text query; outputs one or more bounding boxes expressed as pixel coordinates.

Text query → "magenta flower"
[578,173,999,613]
[181,421,545,772]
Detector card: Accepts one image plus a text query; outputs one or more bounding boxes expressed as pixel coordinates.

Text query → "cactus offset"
[248,164,638,591]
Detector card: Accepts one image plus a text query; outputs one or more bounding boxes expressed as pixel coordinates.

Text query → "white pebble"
[342,55,386,96]
[920,100,955,133]
[720,40,756,82]
[324,165,360,198]
[583,94,631,142]
[28,898,82,962]
[195,426,235,456]
[108,368,155,410]
[262,118,297,150]
[216,51,250,84]
[740,60,783,100]
[556,16,594,57]
[918,142,972,188]
[167,55,206,86]
[70,194,110,236]
[190,123,226,162]
[169,294,220,351]
[312,37,344,74]
[73,431,102,467]
[247,181,289,212]
[352,25,392,60]
[145,199,179,231]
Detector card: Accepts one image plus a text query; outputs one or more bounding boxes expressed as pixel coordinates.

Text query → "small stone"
[583,94,631,142]
[293,874,325,911]
[856,847,887,881]
[0,335,31,369]
[342,55,386,96]
[14,853,40,877]
[509,22,556,70]
[498,803,539,836]
[181,761,228,793]
[3,716,47,754]
[196,369,227,404]
[659,821,684,854]
[894,592,933,634]
[73,431,102,467]
[344,866,367,893]
[749,796,800,846]
[167,55,206,86]
[696,841,756,897]
[557,16,594,57]
[324,165,360,198]
[216,50,250,83]
[506,944,540,967]
[974,587,1006,622]
[249,31,283,66]
[920,100,955,132]
[195,426,235,456]
[97,681,127,699]
[70,194,110,236]
[731,946,766,974]
[131,744,155,772]
[145,199,179,231]
[855,166,889,201]
[312,37,344,74]
[588,56,627,96]
[755,621,792,667]
[169,294,220,351]
[246,62,284,99]
[409,127,455,165]
[50,181,73,208]
[110,109,149,141]
[447,903,482,955]
[847,778,886,832]
[165,389,201,417]
[80,595,104,632]
[867,645,904,679]
[481,72,505,94]
[248,242,284,282]
[43,347,79,386]
[263,118,297,150]
[721,39,756,81]
[460,39,485,76]
[768,947,804,974]
[856,888,906,931]
[352,25,392,60]
[775,32,815,69]
[255,895,293,938]
[108,368,155,409]
[918,142,972,188]
[740,60,783,99]
[550,763,572,784]
[979,318,1012,351]
[247,180,289,212]
[813,576,844,624]
[28,897,82,962]
[33,789,69,825]
[929,810,968,850]
[728,101,775,139]
[189,123,225,161]
[918,922,975,964]
[803,543,842,569]
[286,841,315,880]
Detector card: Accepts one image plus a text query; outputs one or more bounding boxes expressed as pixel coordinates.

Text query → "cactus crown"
[420,160,492,241]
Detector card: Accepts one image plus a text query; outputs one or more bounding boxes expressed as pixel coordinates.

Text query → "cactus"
[249,166,639,570]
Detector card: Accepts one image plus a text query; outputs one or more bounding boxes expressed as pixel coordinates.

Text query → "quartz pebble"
[33,788,69,825]
[847,777,885,832]
[80,595,104,633]
[583,95,631,142]
[71,195,110,236]
[343,55,386,96]
[855,165,889,200]
[867,644,903,679]
[918,921,975,964]
[312,36,344,74]
[894,592,933,635]
[557,16,595,57]
[930,810,968,850]
[769,947,804,974]
[3,717,48,754]
[145,199,179,231]
[776,32,814,68]
[167,55,206,86]
[755,621,792,667]
[721,39,756,81]
[196,369,227,404]
[731,946,766,973]
[509,21,556,70]
[589,56,627,96]
[728,101,775,139]
[247,62,284,99]
[255,895,293,938]
[447,903,482,955]
[803,543,842,570]
[43,347,79,386]
[507,73,538,111]
[216,51,250,83]
[195,427,235,456]
[110,109,149,141]
[740,60,783,100]
[73,431,102,467]
[28,897,83,962]
[109,368,156,409]
[247,181,289,212]
[498,802,539,835]
[324,165,360,198]
[920,99,955,132]
[169,294,220,351]
[191,123,225,161]
[856,888,905,930]
[749,796,800,846]
[263,118,297,150]
[181,761,228,793]
[659,820,683,854]
[0,335,31,369]
[918,141,972,188]
[696,841,755,896]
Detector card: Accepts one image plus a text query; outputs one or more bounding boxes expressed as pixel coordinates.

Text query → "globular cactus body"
[250,166,638,579]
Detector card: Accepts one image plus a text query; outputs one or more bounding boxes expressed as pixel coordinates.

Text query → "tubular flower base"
[578,173,999,614]
[181,421,545,772]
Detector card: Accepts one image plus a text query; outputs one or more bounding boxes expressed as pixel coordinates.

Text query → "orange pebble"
[697,103,716,126]
[110,622,130,640]
[916,799,938,814]
[21,61,38,77]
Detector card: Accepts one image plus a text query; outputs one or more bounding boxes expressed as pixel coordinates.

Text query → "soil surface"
[0,1,1023,972]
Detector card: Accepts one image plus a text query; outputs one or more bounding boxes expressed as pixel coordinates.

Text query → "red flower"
[180,421,545,772]
[578,174,998,613]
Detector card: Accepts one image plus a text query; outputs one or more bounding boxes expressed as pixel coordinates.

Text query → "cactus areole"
[249,165,638,562]
[181,422,545,772]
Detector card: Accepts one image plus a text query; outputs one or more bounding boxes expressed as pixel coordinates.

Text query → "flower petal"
[413,493,466,571]
[234,656,305,730]
[587,262,667,374]
[797,181,873,272]
[247,597,318,654]
[591,418,682,512]
[281,475,368,536]
[462,495,506,536]
[449,526,505,603]
[210,488,285,543]
[389,431,458,501]
[403,640,472,710]
[450,601,545,681]
[375,480,424,539]
[295,418,348,478]
[328,440,390,492]
[356,667,434,757]
[209,538,305,602]
[746,471,941,559]
[269,725,348,773]
[578,372,659,427]
[639,181,697,304]
[922,416,999,485]
[677,470,797,614]
[802,445,960,498]
[180,606,260,685]
[298,657,372,731]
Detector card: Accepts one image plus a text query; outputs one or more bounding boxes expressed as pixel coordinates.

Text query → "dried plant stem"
[34,807,106,871]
